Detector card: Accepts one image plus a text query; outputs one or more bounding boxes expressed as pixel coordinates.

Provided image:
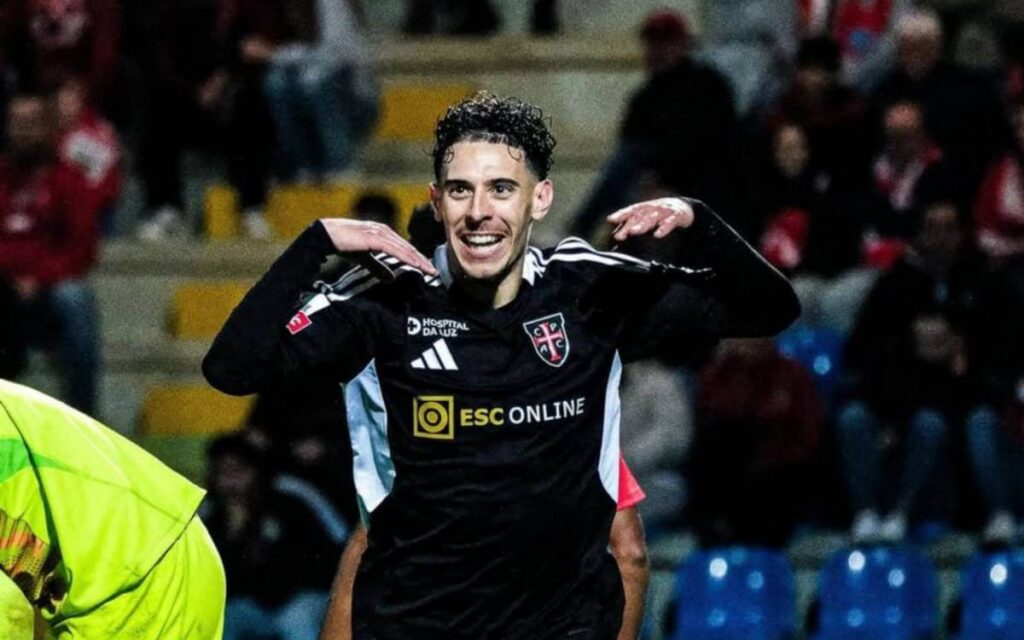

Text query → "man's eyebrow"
[488,178,520,187]
[442,179,472,188]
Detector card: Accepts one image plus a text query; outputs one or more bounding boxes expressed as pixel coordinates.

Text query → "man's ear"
[531,179,553,222]
[429,183,442,221]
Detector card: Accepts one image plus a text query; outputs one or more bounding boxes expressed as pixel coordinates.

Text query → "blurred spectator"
[865,100,950,262]
[201,434,344,640]
[247,377,359,525]
[0,0,117,103]
[700,0,799,116]
[353,190,398,227]
[757,123,859,268]
[974,95,1024,261]
[619,358,692,528]
[0,94,100,415]
[872,9,1006,203]
[245,0,379,183]
[838,200,1007,542]
[407,203,446,256]
[763,36,871,191]
[52,79,120,235]
[531,0,557,35]
[689,338,823,547]
[403,0,500,35]
[826,0,917,92]
[571,9,737,240]
[130,0,219,240]
[133,0,273,241]
[755,122,870,333]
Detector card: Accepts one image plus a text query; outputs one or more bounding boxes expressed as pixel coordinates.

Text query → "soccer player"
[204,93,799,639]
[319,457,650,640]
[0,380,225,639]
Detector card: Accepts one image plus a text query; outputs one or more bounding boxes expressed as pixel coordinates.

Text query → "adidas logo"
[411,339,459,371]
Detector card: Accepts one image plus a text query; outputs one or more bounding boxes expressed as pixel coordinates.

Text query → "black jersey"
[204,200,799,640]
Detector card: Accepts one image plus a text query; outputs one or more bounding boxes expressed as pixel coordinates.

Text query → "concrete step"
[167,281,250,340]
[20,365,203,436]
[139,382,252,437]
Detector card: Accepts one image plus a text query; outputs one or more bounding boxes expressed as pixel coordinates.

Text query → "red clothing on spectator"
[1,0,118,98]
[0,157,99,285]
[57,109,121,212]
[974,155,1024,258]
[862,142,945,266]
[832,0,892,65]
[698,349,822,468]
[761,208,812,272]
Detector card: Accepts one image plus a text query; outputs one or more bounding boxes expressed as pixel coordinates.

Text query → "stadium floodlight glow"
[847,608,865,627]
[990,563,1009,586]
[709,558,728,579]
[848,551,866,572]
[747,570,765,590]
[887,568,905,588]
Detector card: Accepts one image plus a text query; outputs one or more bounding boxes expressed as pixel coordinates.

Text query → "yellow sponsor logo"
[460,407,505,427]
[413,396,455,440]
[412,396,587,439]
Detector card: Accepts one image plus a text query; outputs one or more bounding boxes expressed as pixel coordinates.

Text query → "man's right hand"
[319,219,438,276]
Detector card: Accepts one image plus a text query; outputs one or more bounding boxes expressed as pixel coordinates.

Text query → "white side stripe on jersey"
[327,277,381,302]
[542,253,639,267]
[552,237,648,266]
[318,252,441,302]
[523,237,652,283]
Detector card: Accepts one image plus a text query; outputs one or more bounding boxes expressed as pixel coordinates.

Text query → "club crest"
[523,313,570,367]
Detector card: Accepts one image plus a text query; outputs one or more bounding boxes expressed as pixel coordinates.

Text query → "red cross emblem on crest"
[523,313,570,367]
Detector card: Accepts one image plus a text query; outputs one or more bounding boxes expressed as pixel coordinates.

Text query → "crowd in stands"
[573,2,1024,551]
[3,1,1024,637]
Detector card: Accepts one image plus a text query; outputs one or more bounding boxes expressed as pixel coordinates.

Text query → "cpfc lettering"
[523,313,570,367]
[412,395,586,440]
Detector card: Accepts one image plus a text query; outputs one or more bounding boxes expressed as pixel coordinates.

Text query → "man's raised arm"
[203,220,436,396]
[606,198,800,343]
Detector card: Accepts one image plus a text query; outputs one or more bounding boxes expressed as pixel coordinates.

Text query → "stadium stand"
[955,550,1024,640]
[668,547,796,640]
[813,546,938,640]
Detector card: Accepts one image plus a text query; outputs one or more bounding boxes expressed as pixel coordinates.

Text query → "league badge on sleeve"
[523,313,570,367]
[287,311,312,335]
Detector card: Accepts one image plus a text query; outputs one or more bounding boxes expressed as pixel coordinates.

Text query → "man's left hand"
[607,198,694,242]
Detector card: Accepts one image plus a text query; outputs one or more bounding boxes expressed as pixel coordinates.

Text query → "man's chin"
[456,261,505,283]
[452,251,515,285]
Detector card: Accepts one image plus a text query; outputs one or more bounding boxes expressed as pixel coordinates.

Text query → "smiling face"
[431,140,553,305]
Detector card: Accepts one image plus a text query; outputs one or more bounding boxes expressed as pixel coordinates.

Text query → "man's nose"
[467,191,492,222]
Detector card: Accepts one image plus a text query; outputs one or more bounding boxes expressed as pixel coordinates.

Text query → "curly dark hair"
[432,92,557,181]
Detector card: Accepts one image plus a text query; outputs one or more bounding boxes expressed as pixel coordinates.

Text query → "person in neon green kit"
[0,380,226,639]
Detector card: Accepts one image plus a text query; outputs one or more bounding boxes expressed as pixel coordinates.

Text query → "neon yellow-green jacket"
[0,380,205,620]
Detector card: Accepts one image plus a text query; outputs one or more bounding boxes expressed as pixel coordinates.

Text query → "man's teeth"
[464,235,501,246]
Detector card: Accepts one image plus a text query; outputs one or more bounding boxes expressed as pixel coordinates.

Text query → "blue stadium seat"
[669,547,796,640]
[814,546,938,640]
[775,324,844,403]
[957,550,1024,640]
